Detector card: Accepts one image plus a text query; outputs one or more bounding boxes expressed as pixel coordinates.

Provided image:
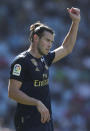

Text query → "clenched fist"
[67,7,80,23]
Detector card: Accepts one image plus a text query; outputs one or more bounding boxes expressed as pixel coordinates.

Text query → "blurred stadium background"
[0,0,90,131]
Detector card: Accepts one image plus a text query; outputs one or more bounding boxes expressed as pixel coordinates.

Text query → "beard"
[37,43,45,56]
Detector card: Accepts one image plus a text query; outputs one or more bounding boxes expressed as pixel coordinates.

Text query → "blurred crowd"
[0,0,90,131]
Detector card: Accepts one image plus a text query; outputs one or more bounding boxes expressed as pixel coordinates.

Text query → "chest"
[27,58,49,81]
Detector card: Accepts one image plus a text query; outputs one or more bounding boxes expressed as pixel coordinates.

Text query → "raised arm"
[53,7,80,63]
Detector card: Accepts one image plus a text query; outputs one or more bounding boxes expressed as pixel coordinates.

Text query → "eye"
[47,39,50,42]
[47,39,51,43]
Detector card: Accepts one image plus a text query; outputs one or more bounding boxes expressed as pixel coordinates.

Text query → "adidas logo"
[35,67,40,71]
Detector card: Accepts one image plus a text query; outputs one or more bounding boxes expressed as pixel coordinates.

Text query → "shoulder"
[11,51,29,66]
[44,51,55,58]
[43,51,55,66]
[10,51,29,78]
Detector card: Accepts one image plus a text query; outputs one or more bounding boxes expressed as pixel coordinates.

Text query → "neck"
[28,46,42,58]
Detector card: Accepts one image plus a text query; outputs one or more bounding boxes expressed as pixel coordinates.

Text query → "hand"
[67,7,80,23]
[36,100,50,123]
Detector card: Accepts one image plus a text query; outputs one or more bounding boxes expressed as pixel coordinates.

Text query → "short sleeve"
[10,58,26,82]
[44,51,55,66]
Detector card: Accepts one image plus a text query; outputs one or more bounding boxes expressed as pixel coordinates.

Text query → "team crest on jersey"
[31,59,38,66]
[43,73,48,79]
[13,64,21,76]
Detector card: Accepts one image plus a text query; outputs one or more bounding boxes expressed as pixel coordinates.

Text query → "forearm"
[9,89,39,106]
[52,7,80,63]
[62,21,79,53]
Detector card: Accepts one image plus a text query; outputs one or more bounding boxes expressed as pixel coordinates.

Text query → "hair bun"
[30,25,35,31]
[30,21,43,31]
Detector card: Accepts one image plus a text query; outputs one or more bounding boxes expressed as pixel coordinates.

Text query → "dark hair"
[29,21,55,42]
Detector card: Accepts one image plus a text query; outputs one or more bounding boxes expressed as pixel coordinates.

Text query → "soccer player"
[8,7,80,131]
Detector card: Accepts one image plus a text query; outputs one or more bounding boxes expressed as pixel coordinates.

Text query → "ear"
[33,34,39,42]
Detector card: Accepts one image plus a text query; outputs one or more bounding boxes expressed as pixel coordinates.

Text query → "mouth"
[46,49,50,52]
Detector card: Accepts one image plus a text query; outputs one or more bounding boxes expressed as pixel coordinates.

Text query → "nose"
[48,42,52,48]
